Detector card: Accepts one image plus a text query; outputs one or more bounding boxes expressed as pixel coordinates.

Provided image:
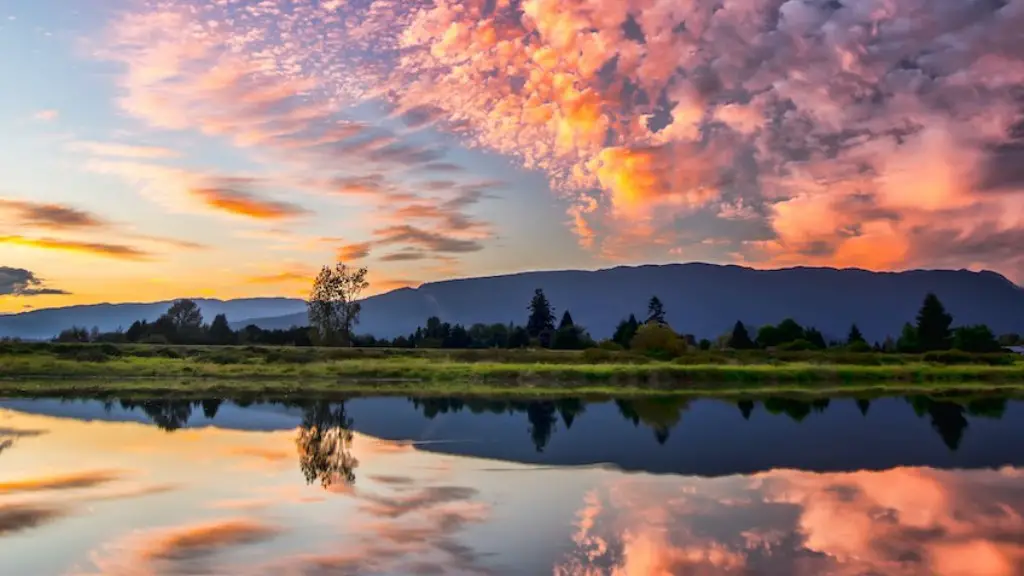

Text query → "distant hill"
[4,264,1023,343]
[0,298,305,341]
[239,264,1024,342]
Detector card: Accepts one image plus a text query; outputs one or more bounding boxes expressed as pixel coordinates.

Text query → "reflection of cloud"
[556,467,1024,576]
[80,518,282,576]
[0,469,124,494]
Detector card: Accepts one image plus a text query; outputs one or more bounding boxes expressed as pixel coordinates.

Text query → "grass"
[1,342,1023,396]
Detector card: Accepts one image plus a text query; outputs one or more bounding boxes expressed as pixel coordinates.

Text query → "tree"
[847,324,866,345]
[953,325,1001,353]
[526,289,555,339]
[208,314,236,345]
[612,314,640,348]
[56,326,90,343]
[646,296,666,325]
[698,338,712,351]
[166,299,204,334]
[508,326,530,348]
[897,322,919,353]
[308,262,369,347]
[630,324,687,359]
[804,327,827,350]
[915,293,953,351]
[125,320,148,343]
[727,321,754,350]
[558,310,575,330]
[998,333,1021,347]
[776,318,805,344]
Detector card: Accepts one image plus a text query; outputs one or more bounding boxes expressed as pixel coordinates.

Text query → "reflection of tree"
[556,398,585,430]
[201,399,223,419]
[764,398,812,422]
[120,400,195,431]
[295,401,358,488]
[856,399,871,416]
[966,398,1007,419]
[737,400,754,420]
[616,397,689,444]
[524,402,558,452]
[907,396,969,452]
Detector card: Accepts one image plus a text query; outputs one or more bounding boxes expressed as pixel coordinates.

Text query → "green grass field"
[1,342,1023,396]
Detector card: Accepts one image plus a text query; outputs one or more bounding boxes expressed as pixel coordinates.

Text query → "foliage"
[897,322,919,353]
[915,293,953,351]
[308,262,369,347]
[629,324,688,359]
[952,325,1001,353]
[646,296,666,325]
[526,288,556,340]
[612,314,640,348]
[847,324,865,345]
[208,314,236,345]
[727,321,754,350]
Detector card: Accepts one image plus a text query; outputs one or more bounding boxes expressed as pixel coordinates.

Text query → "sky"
[1,0,1023,313]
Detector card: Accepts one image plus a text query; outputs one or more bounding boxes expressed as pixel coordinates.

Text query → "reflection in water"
[1,394,1024,575]
[295,400,358,488]
[80,394,1015,456]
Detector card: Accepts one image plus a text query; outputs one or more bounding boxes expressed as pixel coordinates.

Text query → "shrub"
[630,324,688,360]
[597,340,624,351]
[846,341,873,353]
[582,348,616,363]
[778,339,816,351]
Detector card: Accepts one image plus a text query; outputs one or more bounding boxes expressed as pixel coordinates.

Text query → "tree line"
[55,260,1023,355]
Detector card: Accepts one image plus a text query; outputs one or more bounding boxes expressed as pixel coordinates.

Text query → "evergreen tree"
[915,293,953,351]
[526,289,555,338]
[897,322,919,353]
[953,325,1000,353]
[804,327,827,349]
[847,323,866,345]
[558,310,575,330]
[646,296,666,325]
[612,314,640,348]
[208,314,236,345]
[727,321,754,350]
[508,326,530,348]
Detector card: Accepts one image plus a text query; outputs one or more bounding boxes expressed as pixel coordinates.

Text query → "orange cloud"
[0,236,153,261]
[337,242,372,261]
[0,198,107,231]
[0,503,66,536]
[189,187,308,221]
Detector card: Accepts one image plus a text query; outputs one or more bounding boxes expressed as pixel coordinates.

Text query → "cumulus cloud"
[0,267,70,297]
[91,0,1024,279]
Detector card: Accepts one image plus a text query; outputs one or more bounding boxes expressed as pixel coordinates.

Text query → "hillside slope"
[238,264,1024,342]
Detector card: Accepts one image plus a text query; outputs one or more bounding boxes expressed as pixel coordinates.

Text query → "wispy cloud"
[0,198,106,230]
[33,110,58,122]
[0,236,152,261]
[69,141,180,160]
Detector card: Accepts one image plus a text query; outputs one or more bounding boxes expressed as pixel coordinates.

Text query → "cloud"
[0,469,124,494]
[69,141,181,160]
[189,186,309,221]
[0,236,152,261]
[0,267,70,297]
[373,225,484,254]
[337,242,372,261]
[33,110,58,122]
[0,503,66,536]
[0,198,106,230]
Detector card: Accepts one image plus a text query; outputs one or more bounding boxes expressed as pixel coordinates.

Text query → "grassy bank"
[1,342,1022,395]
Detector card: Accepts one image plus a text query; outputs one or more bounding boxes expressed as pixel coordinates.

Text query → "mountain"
[0,298,305,341]
[239,264,1024,342]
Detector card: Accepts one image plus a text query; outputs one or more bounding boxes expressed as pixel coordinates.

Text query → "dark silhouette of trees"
[296,401,358,488]
[526,289,556,345]
[525,401,558,452]
[915,293,953,351]
[908,396,968,451]
[856,398,871,416]
[847,324,866,345]
[897,322,919,353]
[201,399,223,419]
[646,296,666,325]
[165,299,204,341]
[207,314,235,345]
[308,262,369,347]
[727,321,754,349]
[737,400,755,420]
[612,314,640,348]
[952,325,1001,353]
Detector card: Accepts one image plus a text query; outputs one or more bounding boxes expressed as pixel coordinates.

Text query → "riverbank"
[1,343,1023,396]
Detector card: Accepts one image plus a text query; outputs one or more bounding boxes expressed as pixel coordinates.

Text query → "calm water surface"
[1,394,1023,575]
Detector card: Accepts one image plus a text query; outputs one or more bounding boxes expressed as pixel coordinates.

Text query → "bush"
[777,339,816,351]
[630,324,688,360]
[597,340,624,351]
[582,348,616,363]
[846,341,873,353]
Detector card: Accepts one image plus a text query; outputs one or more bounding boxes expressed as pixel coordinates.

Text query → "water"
[2,394,1023,575]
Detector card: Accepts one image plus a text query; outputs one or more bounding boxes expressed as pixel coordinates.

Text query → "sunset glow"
[2,0,1022,312]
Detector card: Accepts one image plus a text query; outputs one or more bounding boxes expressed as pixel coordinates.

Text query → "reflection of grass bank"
[1,343,1023,395]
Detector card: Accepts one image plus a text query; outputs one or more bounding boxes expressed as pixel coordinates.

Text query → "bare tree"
[308,262,369,346]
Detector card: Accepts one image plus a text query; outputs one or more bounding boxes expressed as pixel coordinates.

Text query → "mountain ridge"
[3,263,1022,342]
